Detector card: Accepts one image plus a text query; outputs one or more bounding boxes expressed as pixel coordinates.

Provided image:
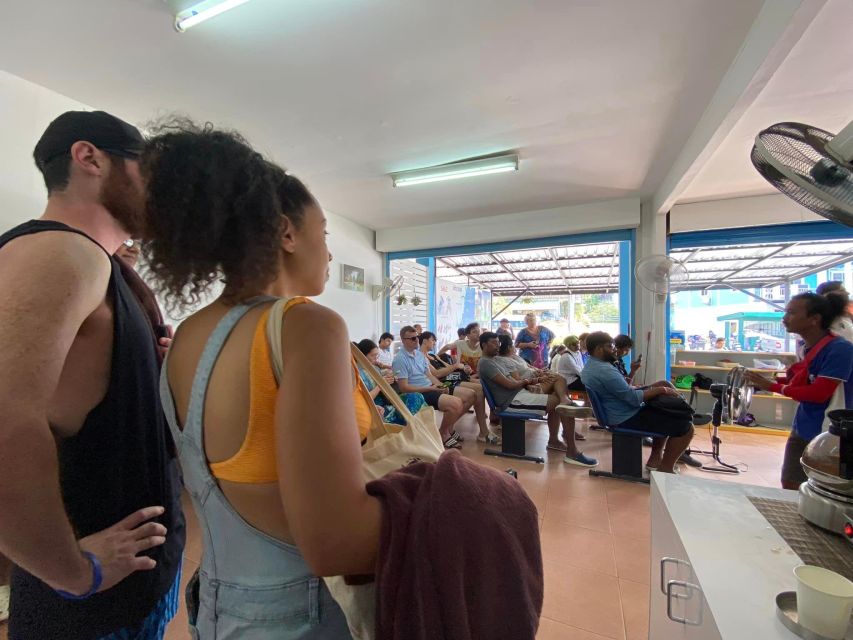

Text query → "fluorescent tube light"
[391,154,519,187]
[175,0,252,32]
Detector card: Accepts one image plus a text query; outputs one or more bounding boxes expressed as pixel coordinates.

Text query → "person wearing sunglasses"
[393,326,469,448]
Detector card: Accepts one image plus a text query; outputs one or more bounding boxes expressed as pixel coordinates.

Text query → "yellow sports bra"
[209,297,375,483]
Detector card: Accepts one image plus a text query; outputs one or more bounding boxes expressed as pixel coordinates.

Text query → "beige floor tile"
[544,495,613,534]
[537,616,615,640]
[542,565,626,639]
[612,535,651,585]
[619,578,650,640]
[540,525,617,577]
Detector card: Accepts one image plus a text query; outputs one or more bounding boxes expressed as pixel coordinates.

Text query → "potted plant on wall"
[411,295,422,307]
[396,294,408,306]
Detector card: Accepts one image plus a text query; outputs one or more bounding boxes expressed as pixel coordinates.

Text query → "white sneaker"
[0,584,10,622]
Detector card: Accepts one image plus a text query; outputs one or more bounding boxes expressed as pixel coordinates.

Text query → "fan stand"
[694,383,739,474]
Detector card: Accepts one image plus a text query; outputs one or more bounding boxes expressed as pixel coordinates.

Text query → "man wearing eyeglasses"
[393,325,468,448]
[0,111,184,639]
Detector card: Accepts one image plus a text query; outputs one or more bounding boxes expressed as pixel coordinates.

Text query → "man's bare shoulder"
[0,230,112,309]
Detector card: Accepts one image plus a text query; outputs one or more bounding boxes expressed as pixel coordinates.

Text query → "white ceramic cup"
[794,565,853,640]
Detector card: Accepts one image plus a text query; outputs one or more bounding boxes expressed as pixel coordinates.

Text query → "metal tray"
[776,591,853,640]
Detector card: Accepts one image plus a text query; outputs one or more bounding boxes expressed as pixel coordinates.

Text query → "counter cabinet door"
[650,483,721,640]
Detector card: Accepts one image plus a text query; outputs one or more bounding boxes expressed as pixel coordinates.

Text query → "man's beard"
[604,353,617,363]
[100,160,146,237]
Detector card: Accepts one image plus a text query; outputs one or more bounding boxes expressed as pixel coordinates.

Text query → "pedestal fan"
[634,255,688,385]
[694,366,752,474]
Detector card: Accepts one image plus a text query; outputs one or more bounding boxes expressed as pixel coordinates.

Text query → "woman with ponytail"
[141,121,545,640]
[747,290,853,489]
[141,120,376,638]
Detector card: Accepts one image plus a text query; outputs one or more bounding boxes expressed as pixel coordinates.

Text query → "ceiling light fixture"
[391,154,519,187]
[174,0,252,32]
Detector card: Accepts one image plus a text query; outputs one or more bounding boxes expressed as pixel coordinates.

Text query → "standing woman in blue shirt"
[515,313,554,369]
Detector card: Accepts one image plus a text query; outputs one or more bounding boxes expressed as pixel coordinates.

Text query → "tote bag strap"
[349,343,416,425]
[265,297,290,385]
[265,300,394,440]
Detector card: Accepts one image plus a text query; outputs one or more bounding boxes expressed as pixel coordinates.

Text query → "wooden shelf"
[677,349,796,358]
[683,388,795,402]
[671,364,784,374]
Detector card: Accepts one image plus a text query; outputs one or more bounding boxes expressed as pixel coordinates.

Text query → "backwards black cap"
[33,110,145,171]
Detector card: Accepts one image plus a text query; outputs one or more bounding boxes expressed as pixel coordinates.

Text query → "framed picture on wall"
[341,264,365,292]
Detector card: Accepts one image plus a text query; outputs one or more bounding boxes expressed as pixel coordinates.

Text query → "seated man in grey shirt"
[479,332,597,468]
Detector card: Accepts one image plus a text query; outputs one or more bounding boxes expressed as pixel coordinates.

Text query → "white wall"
[0,70,98,229]
[375,198,641,253]
[315,211,383,342]
[0,70,383,339]
[670,193,823,233]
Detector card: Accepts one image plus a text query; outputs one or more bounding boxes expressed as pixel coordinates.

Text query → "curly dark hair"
[140,118,316,311]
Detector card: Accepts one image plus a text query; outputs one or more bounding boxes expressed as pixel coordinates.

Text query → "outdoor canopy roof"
[433,237,853,297]
[435,243,622,296]
[669,238,853,291]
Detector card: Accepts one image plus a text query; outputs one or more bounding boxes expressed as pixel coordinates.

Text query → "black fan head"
[751,122,853,227]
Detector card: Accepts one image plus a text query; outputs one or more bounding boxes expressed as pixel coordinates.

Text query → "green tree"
[578,294,619,323]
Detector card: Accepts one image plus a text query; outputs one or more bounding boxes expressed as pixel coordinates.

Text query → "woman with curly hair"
[141,121,377,638]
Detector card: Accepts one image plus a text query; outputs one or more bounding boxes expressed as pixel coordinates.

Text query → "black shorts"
[617,405,693,438]
[566,378,586,391]
[421,390,444,409]
[781,432,809,487]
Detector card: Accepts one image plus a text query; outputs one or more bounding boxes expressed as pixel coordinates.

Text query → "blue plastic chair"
[585,387,665,484]
[481,379,547,464]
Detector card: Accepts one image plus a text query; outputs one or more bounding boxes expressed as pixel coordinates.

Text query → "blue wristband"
[54,552,103,600]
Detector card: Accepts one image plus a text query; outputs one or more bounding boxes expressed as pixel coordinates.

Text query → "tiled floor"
[0,416,787,640]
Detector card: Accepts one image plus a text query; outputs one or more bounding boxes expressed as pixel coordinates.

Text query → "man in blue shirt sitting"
[393,325,468,449]
[582,332,695,474]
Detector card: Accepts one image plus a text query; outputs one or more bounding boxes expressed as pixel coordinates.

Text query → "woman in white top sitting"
[439,322,483,376]
[557,335,586,391]
[549,345,567,372]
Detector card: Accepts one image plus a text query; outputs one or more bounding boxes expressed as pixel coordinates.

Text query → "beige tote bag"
[265,298,444,639]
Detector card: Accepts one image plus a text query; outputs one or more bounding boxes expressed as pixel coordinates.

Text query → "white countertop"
[652,472,803,639]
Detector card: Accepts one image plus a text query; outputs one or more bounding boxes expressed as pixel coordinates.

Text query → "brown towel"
[366,450,543,640]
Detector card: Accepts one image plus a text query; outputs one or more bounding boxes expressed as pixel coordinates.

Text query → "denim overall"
[160,300,351,639]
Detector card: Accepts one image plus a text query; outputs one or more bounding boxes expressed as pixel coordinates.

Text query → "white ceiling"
[0,0,767,229]
[677,0,853,203]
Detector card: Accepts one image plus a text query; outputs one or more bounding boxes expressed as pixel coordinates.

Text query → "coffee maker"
[798,409,853,542]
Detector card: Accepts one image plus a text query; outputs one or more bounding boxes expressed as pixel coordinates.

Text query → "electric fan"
[371,275,404,301]
[635,255,689,301]
[634,255,688,384]
[751,120,853,226]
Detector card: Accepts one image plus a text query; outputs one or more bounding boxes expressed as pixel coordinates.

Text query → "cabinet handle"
[659,557,692,595]
[666,580,703,626]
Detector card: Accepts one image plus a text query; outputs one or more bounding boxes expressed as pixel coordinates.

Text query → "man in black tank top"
[0,111,184,639]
